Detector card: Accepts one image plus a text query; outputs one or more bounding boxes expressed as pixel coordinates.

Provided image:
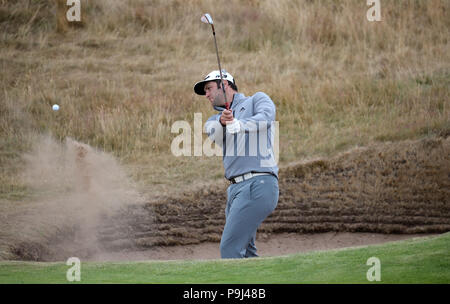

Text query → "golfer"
[194,70,279,259]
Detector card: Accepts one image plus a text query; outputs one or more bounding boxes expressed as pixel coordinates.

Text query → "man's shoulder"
[251,92,275,109]
[239,91,271,103]
[252,91,270,99]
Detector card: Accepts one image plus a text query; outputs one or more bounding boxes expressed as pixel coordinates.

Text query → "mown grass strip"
[0,233,448,284]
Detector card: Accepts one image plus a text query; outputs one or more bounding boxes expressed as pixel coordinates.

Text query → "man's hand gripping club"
[220,109,240,134]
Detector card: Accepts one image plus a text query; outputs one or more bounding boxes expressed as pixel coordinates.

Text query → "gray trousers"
[220,175,279,259]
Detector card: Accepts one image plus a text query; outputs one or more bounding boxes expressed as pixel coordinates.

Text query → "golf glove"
[226,119,241,134]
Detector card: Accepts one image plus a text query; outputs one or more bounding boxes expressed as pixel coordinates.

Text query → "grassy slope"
[0,0,449,199]
[1,233,448,284]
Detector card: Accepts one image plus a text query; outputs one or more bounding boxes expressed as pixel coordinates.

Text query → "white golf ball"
[52,104,59,111]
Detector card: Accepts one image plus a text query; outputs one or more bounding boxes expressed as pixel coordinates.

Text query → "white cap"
[194,70,235,95]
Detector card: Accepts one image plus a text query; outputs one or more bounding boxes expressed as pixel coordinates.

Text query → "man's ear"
[217,80,229,90]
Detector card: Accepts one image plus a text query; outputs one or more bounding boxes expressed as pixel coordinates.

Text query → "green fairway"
[0,233,449,284]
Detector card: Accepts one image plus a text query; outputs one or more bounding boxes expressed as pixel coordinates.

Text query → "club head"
[201,13,213,25]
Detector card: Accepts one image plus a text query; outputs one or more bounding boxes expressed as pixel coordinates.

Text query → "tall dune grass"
[0,0,448,198]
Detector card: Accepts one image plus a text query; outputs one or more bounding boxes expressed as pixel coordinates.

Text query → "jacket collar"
[213,92,245,112]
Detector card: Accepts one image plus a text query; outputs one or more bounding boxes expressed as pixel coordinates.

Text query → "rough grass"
[0,0,449,199]
[0,233,448,283]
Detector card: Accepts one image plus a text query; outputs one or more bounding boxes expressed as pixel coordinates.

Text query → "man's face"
[204,81,226,107]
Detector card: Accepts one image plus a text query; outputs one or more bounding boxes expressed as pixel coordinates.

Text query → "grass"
[0,233,448,284]
[0,0,449,199]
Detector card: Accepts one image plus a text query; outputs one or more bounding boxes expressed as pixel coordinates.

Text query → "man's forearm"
[205,117,225,144]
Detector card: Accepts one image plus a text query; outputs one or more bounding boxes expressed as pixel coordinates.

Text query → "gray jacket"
[205,92,279,180]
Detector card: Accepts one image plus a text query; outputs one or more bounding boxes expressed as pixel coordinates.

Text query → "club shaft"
[212,30,229,110]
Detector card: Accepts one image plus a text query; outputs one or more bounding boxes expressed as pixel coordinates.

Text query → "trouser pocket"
[249,176,278,213]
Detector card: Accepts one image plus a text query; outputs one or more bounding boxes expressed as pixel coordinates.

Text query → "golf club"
[201,13,229,110]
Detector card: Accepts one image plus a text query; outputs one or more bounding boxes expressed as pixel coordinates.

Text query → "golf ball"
[52,104,59,111]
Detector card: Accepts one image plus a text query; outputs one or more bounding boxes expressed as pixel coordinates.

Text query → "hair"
[214,79,238,92]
